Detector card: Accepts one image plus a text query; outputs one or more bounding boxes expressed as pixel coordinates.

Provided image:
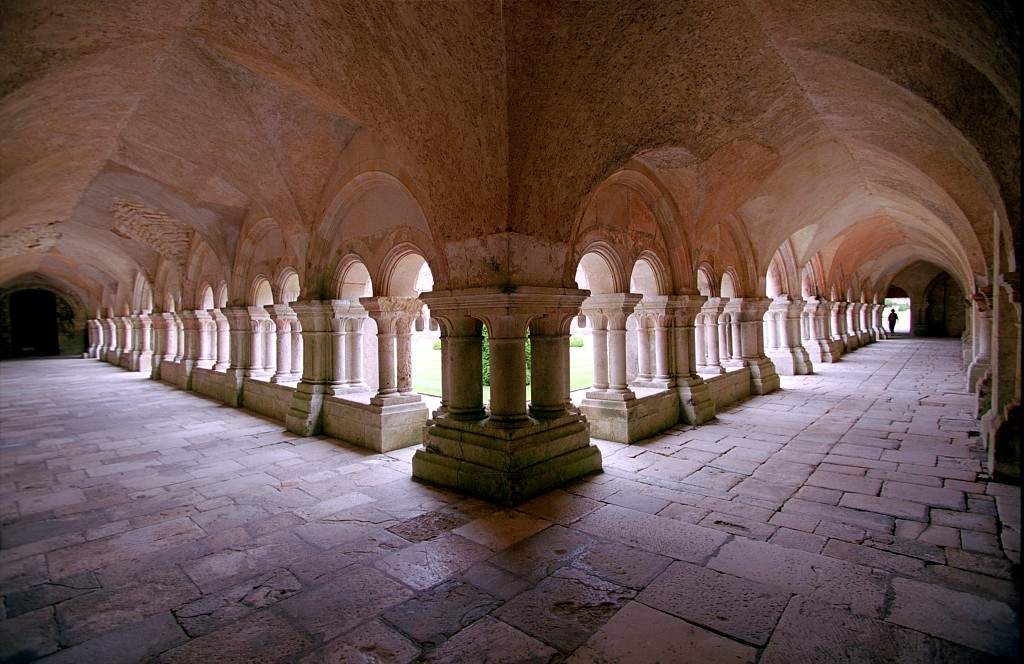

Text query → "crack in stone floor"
[0,338,1019,662]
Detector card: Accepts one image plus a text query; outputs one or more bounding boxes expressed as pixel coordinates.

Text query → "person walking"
[887,308,899,334]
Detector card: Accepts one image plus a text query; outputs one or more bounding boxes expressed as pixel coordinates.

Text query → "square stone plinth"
[322,393,430,453]
[412,415,602,506]
[581,388,679,443]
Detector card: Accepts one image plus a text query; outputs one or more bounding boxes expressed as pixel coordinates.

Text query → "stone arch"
[696,264,716,298]
[332,254,374,300]
[275,268,301,304]
[630,252,668,296]
[312,167,448,296]
[250,277,274,307]
[130,272,154,314]
[574,242,628,295]
[379,243,437,298]
[720,271,738,299]
[567,166,693,294]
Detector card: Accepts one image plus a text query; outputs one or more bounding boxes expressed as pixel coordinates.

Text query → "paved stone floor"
[0,338,1019,663]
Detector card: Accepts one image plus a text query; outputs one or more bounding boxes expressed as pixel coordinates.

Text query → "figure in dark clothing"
[887,308,899,334]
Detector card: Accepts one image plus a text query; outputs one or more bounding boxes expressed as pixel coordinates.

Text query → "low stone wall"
[159,360,185,390]
[192,368,233,404]
[241,378,294,422]
[582,389,680,443]
[703,368,751,411]
[323,394,430,452]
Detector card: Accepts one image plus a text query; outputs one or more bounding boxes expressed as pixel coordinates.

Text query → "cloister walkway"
[0,338,1019,662]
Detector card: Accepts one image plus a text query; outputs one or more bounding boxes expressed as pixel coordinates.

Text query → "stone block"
[413,415,601,506]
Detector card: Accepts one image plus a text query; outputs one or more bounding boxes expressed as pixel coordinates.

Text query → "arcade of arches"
[0,2,1020,662]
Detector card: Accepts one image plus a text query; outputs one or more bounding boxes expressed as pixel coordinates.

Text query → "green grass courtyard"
[411,336,594,401]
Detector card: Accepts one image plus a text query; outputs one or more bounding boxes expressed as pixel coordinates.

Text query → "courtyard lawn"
[412,338,594,399]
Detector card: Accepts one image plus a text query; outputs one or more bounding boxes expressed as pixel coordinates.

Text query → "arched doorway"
[6,290,60,357]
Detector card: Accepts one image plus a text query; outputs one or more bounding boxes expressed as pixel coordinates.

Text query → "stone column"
[582,294,642,397]
[211,310,230,371]
[871,303,887,340]
[173,314,185,362]
[669,294,715,424]
[529,312,575,419]
[85,320,96,358]
[722,300,745,368]
[291,319,304,381]
[634,296,673,388]
[345,315,367,390]
[765,295,813,375]
[222,306,254,407]
[484,314,531,426]
[699,298,727,374]
[327,314,347,391]
[802,297,840,363]
[829,301,845,354]
[262,319,277,376]
[361,297,424,406]
[732,297,780,394]
[967,295,991,391]
[842,302,860,351]
[635,321,653,381]
[196,312,216,370]
[414,287,598,505]
[150,315,165,378]
[118,316,133,367]
[858,302,873,344]
[267,304,295,383]
[438,314,485,421]
[92,319,105,358]
[285,301,337,435]
[588,316,609,391]
[982,271,1021,481]
[178,311,201,388]
[135,313,153,372]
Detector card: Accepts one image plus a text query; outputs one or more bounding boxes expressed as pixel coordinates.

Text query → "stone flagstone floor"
[0,338,1019,663]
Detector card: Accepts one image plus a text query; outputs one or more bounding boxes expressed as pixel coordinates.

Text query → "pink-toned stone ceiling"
[0,0,1017,314]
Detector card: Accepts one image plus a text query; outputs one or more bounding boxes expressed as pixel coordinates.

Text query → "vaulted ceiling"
[1,0,1017,312]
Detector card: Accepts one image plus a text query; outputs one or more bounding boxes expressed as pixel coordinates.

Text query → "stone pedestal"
[323,394,429,452]
[802,297,841,363]
[668,295,715,424]
[412,287,601,505]
[731,298,780,395]
[765,295,813,375]
[982,273,1020,482]
[696,298,727,374]
[579,293,644,442]
[842,302,860,351]
[967,296,991,391]
[285,301,337,436]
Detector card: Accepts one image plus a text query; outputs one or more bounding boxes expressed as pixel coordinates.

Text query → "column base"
[581,390,677,443]
[630,378,673,389]
[857,331,871,345]
[119,351,133,368]
[676,376,715,425]
[132,351,153,373]
[842,334,860,352]
[270,372,297,384]
[767,347,813,375]
[323,394,430,452]
[696,364,725,375]
[584,388,635,401]
[746,357,780,395]
[803,339,839,363]
[984,403,1020,483]
[412,414,602,505]
[285,382,328,436]
[967,359,990,391]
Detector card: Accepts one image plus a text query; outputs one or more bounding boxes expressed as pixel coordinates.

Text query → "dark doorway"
[10,289,59,357]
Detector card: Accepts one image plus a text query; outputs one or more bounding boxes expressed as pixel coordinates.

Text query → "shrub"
[481,326,531,386]
[569,336,584,348]
[432,339,442,350]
